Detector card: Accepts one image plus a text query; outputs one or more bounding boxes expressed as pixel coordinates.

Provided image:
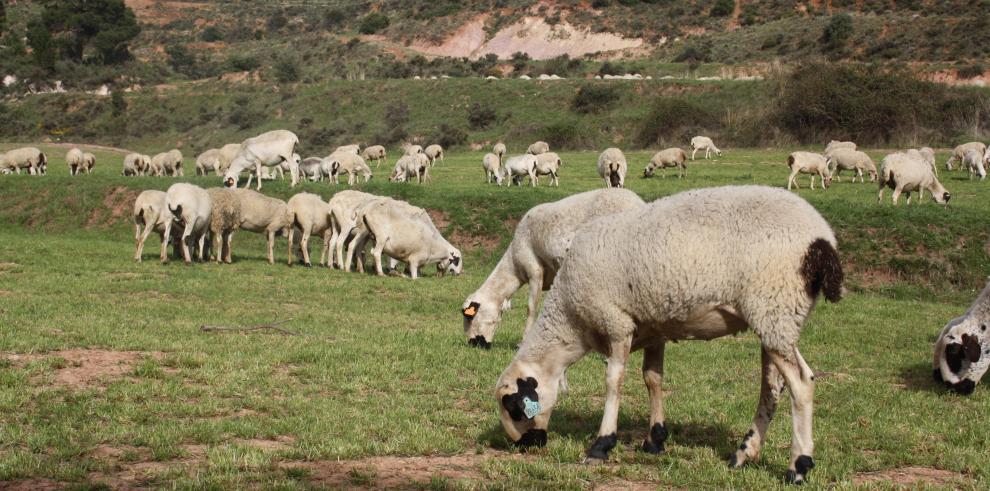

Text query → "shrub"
[227,54,260,72]
[267,12,288,32]
[957,64,985,79]
[821,13,854,51]
[274,58,301,83]
[636,98,713,147]
[467,103,498,130]
[674,43,711,63]
[571,85,620,114]
[201,26,223,42]
[359,13,389,34]
[540,119,584,149]
[431,123,468,148]
[323,10,346,29]
[710,0,734,17]
[111,90,126,117]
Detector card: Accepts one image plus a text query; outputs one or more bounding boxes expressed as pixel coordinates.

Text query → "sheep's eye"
[982,324,987,331]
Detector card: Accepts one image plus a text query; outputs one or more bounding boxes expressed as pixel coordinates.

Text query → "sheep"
[389,156,411,183]
[825,148,876,183]
[223,130,300,190]
[149,152,168,177]
[327,151,373,185]
[133,190,180,262]
[424,144,444,166]
[361,145,387,167]
[642,148,687,178]
[824,140,856,156]
[877,151,950,205]
[494,185,843,485]
[462,189,645,349]
[335,144,361,154]
[228,188,293,264]
[164,149,184,176]
[327,190,379,269]
[482,153,503,185]
[122,153,148,176]
[918,147,937,177]
[217,143,242,174]
[342,195,426,273]
[527,141,550,155]
[933,279,990,395]
[533,152,562,186]
[299,157,326,181]
[82,152,96,174]
[205,187,241,264]
[502,155,538,187]
[406,154,431,183]
[786,151,832,190]
[66,148,85,175]
[1,147,47,175]
[195,149,223,176]
[597,148,627,188]
[403,144,424,156]
[165,183,213,264]
[286,192,333,267]
[690,136,722,160]
[963,149,986,180]
[946,142,987,171]
[493,142,507,164]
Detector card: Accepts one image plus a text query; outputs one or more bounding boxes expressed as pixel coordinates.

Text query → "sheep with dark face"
[934,281,990,395]
[495,185,842,485]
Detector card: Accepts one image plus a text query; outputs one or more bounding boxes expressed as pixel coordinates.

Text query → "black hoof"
[640,423,667,455]
[514,429,547,450]
[785,455,814,485]
[467,336,491,349]
[586,433,617,461]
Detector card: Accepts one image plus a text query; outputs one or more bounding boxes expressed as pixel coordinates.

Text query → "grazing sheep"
[825,148,876,183]
[223,130,300,190]
[165,183,213,264]
[946,142,987,171]
[164,149,184,177]
[82,152,96,174]
[462,189,645,348]
[133,190,179,262]
[217,143,242,174]
[786,151,832,190]
[149,152,168,177]
[534,152,562,186]
[643,148,687,178]
[403,144,424,156]
[229,188,292,264]
[690,136,722,160]
[877,151,950,204]
[66,148,85,175]
[122,153,148,176]
[824,140,856,156]
[597,148,627,188]
[482,153,503,185]
[964,149,986,180]
[328,151,373,185]
[361,145,387,167]
[327,190,378,269]
[1,147,47,175]
[425,144,444,166]
[503,155,538,187]
[495,185,842,485]
[335,144,361,155]
[388,156,411,183]
[918,147,937,177]
[286,192,333,267]
[342,196,428,273]
[493,142,507,164]
[206,188,241,264]
[407,154,431,183]
[933,279,990,395]
[527,141,550,155]
[299,157,326,181]
[195,149,223,176]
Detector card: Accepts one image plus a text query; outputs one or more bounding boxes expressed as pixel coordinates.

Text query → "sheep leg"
[287,228,296,266]
[136,221,156,262]
[196,232,207,262]
[640,343,668,454]
[160,221,172,263]
[300,228,313,267]
[768,348,816,485]
[179,223,194,264]
[371,239,386,276]
[319,230,332,267]
[691,148,697,160]
[809,174,815,190]
[890,185,903,204]
[523,274,542,338]
[585,336,632,464]
[731,346,785,468]
[787,169,800,190]
[224,232,233,263]
[408,259,419,279]
[266,230,276,264]
[255,163,264,190]
[213,232,223,263]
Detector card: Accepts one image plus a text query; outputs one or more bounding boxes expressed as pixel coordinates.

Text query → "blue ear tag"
[522,397,541,419]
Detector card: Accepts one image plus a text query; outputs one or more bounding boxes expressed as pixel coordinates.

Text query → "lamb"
[66,148,85,175]
[946,142,987,171]
[825,148,876,183]
[482,153,503,185]
[299,157,326,181]
[133,190,179,262]
[424,144,444,166]
[286,192,333,267]
[205,188,241,264]
[493,142,507,164]
[217,143,242,174]
[933,279,990,395]
[327,151,373,185]
[527,141,550,155]
[963,149,986,180]
[642,148,687,178]
[533,152,562,186]
[165,183,213,264]
[877,151,950,204]
[1,147,47,175]
[327,190,378,269]
[195,149,223,176]
[403,144,424,156]
[824,140,856,156]
[228,188,293,264]
[690,136,722,160]
[82,152,96,174]
[223,130,300,190]
[462,189,645,349]
[597,148,627,188]
[122,153,148,176]
[494,185,843,485]
[361,145,387,167]
[335,144,361,154]
[502,155,538,187]
[786,151,832,190]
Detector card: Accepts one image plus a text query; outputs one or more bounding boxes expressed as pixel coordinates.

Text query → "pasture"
[1,144,988,489]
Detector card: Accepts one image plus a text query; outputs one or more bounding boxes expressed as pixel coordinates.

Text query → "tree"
[822,13,854,51]
[29,0,140,65]
[710,0,734,17]
[359,13,389,34]
[26,18,56,71]
[111,90,126,117]
[0,2,7,36]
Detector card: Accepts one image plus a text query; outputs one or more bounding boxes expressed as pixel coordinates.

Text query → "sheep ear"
[962,334,982,363]
[517,377,538,391]
[462,301,480,319]
[451,255,461,266]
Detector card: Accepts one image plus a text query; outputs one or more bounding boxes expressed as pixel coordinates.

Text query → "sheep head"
[934,320,988,395]
[495,370,556,449]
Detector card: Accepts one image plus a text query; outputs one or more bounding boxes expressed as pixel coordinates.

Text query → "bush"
[540,119,584,149]
[674,43,711,63]
[821,13,854,51]
[359,13,389,34]
[323,10,346,29]
[227,54,260,72]
[274,57,301,83]
[571,85,620,114]
[467,103,498,130]
[636,98,713,147]
[710,0,734,17]
[431,123,467,148]
[267,12,288,32]
[201,26,223,42]
[957,64,985,79]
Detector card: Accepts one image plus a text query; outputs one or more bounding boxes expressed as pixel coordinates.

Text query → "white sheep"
[824,140,856,156]
[205,187,241,264]
[286,192,333,267]
[403,144,424,156]
[164,149,184,176]
[482,153,503,185]
[217,143,242,174]
[195,149,223,176]
[133,190,178,262]
[327,151,373,185]
[533,152,562,186]
[299,157,326,181]
[424,144,444,166]
[1,147,47,175]
[597,148,627,188]
[502,155,538,187]
[642,148,687,178]
[82,152,96,174]
[402,153,430,184]
[946,142,987,171]
[122,153,148,176]
[964,149,986,180]
[165,183,213,264]
[223,130,300,190]
[493,142,507,164]
[825,148,876,183]
[228,188,293,264]
[361,145,387,167]
[527,141,550,155]
[335,144,361,154]
[918,147,937,177]
[494,185,843,485]
[933,279,990,395]
[149,152,168,177]
[786,151,832,190]
[327,190,378,269]
[66,148,85,175]
[877,151,950,204]
[462,188,645,348]
[388,156,411,183]
[690,136,722,160]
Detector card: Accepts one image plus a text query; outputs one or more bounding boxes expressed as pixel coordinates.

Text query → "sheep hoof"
[785,455,814,485]
[582,456,606,466]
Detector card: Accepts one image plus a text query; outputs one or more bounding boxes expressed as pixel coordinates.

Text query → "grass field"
[1,144,989,489]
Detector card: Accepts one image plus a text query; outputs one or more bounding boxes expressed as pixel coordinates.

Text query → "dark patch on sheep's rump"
[608,165,621,187]
[801,239,843,302]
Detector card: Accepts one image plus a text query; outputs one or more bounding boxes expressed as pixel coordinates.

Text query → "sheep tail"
[608,163,621,187]
[801,238,843,303]
[168,204,181,216]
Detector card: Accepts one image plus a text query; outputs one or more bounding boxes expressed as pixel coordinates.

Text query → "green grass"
[1,145,989,489]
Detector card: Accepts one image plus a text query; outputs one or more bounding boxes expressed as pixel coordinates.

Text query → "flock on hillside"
[3,127,990,485]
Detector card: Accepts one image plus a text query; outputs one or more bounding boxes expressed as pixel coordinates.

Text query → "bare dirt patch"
[852,466,968,486]
[4,349,161,389]
[282,451,519,489]
[86,186,139,229]
[0,478,65,490]
[234,436,295,451]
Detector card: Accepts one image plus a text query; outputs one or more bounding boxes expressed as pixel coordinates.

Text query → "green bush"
[431,123,467,148]
[540,119,584,149]
[201,26,224,42]
[467,103,498,130]
[571,85,620,114]
[710,0,734,17]
[274,58,301,83]
[636,98,713,147]
[359,13,389,34]
[821,13,854,51]
[227,54,260,72]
